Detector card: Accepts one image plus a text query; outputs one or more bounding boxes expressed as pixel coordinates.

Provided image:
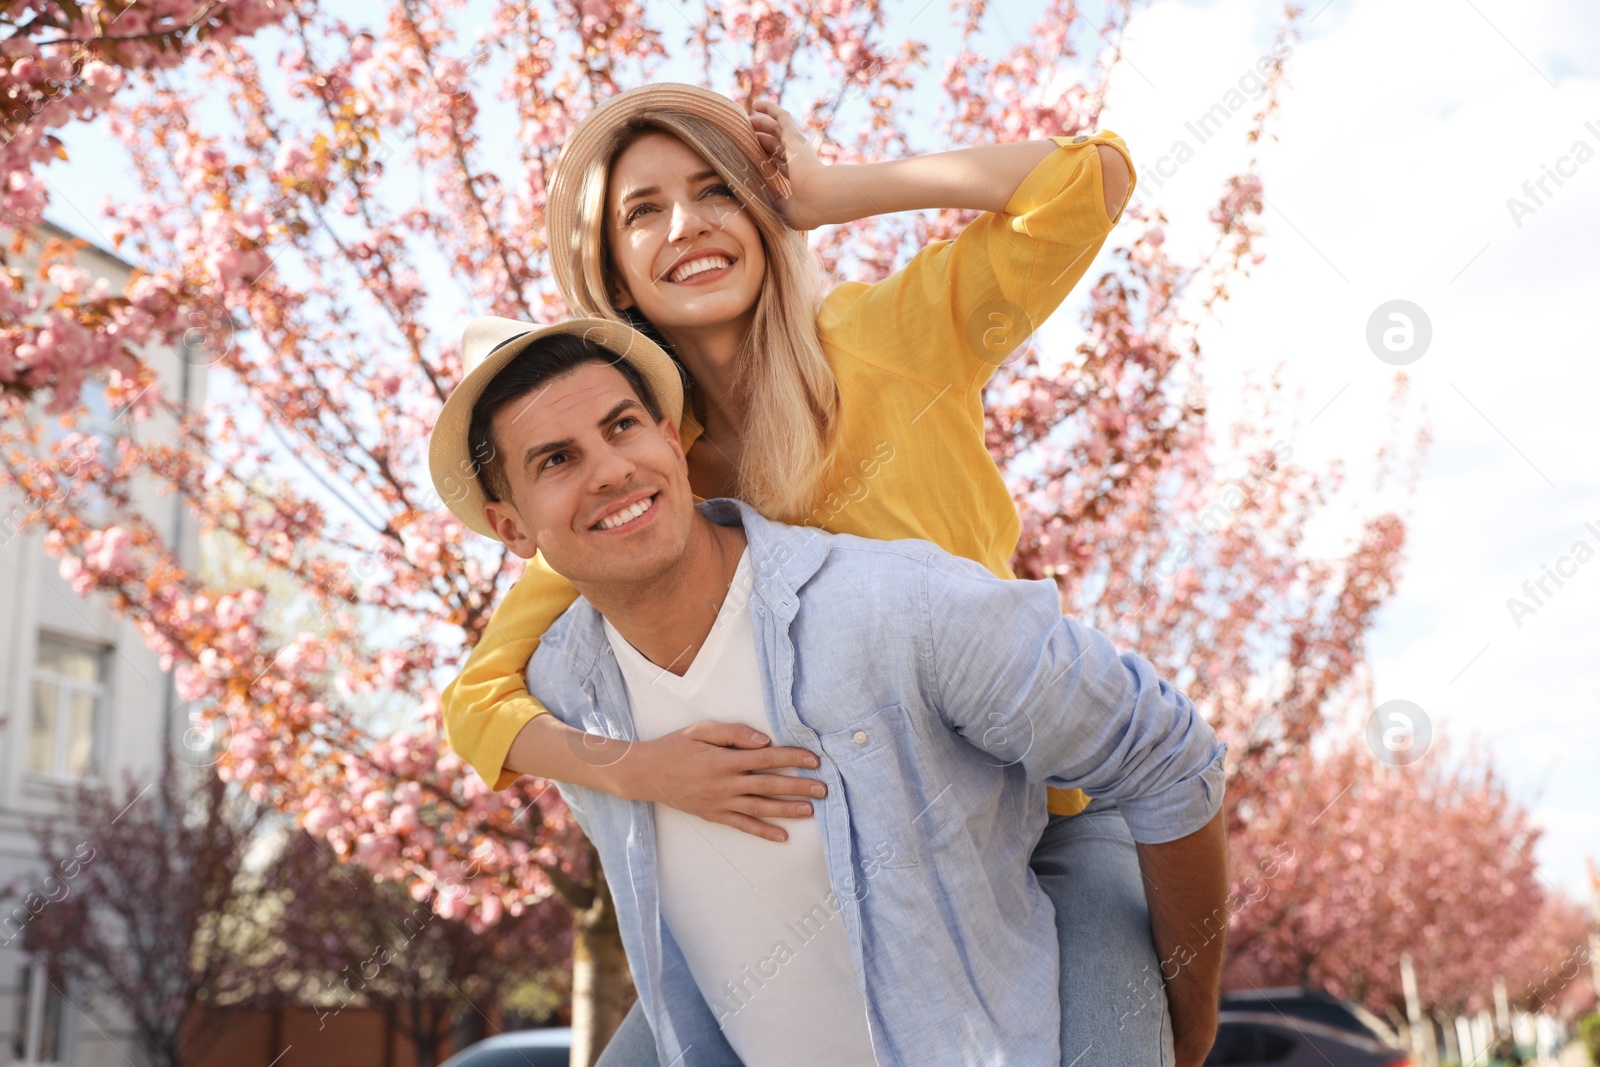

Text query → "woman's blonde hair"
[560,110,839,521]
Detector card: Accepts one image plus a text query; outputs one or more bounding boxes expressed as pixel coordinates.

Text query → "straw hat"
[544,82,792,301]
[429,316,684,540]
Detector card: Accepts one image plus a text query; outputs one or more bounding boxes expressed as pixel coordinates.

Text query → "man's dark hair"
[467,333,663,504]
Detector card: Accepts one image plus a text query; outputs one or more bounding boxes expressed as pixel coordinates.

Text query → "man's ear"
[658,416,685,461]
[484,499,540,560]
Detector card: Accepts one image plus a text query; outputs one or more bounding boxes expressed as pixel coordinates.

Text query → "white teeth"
[598,496,653,530]
[670,255,730,283]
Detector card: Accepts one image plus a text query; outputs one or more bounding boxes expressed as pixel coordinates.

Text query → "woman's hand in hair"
[749,99,835,230]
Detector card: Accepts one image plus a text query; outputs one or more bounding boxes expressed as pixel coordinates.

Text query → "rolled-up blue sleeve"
[1116,735,1227,844]
[922,555,1227,843]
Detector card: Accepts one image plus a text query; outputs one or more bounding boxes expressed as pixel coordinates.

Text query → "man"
[428,316,1229,1067]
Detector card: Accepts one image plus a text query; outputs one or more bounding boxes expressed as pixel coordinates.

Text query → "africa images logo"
[1505,519,1599,629]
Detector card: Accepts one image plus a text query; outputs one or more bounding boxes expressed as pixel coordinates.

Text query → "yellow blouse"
[443,132,1136,816]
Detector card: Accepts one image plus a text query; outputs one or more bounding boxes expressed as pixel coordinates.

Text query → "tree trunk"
[405,996,437,1067]
[569,856,636,1067]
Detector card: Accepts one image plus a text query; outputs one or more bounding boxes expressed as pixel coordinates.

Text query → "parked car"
[438,1028,572,1067]
[1206,1012,1412,1066]
[1221,987,1400,1047]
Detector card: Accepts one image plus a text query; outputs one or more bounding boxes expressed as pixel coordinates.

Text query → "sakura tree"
[1223,737,1594,1029]
[2,0,1562,1059]
[0,0,296,405]
[249,829,575,1066]
[11,767,266,1067]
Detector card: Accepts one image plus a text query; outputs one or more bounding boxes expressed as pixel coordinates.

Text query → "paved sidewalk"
[1557,1042,1594,1067]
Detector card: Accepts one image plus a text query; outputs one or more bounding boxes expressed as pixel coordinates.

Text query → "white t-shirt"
[602,550,877,1067]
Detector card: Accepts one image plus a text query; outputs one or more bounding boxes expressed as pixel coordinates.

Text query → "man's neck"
[585,514,749,676]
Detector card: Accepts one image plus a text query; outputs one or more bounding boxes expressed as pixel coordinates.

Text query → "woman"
[442,84,1177,1065]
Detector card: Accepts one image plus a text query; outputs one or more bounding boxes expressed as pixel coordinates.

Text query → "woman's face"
[603,131,767,342]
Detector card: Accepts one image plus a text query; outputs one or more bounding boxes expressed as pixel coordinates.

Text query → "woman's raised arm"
[750,101,1130,230]
[441,552,580,789]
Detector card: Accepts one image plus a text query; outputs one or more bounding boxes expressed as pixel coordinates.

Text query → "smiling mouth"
[666,254,733,284]
[593,493,658,531]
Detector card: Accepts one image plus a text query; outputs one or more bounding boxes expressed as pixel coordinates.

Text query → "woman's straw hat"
[544,82,791,300]
[429,315,684,540]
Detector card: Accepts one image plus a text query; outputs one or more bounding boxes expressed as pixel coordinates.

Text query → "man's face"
[481,361,694,589]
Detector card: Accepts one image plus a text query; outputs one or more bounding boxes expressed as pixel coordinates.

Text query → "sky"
[1069,0,1600,905]
[40,0,1599,905]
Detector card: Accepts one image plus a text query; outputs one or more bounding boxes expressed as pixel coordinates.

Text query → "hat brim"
[429,317,684,541]
[545,83,790,301]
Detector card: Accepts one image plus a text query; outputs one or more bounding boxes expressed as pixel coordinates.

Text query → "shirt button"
[1072,134,1090,143]
[852,730,868,746]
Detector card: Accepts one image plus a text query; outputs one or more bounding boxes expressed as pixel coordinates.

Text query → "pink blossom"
[303,803,343,836]
[435,890,468,921]
[276,634,330,676]
[272,140,313,180]
[83,526,137,575]
[389,804,420,833]
[46,263,90,294]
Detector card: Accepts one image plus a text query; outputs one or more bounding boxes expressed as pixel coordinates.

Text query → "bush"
[1578,1012,1600,1064]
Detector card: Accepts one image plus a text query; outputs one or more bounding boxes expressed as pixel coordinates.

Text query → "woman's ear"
[609,279,636,311]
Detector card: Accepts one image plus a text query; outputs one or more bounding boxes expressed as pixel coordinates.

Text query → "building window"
[46,377,117,440]
[43,378,117,516]
[10,963,66,1065]
[28,636,106,780]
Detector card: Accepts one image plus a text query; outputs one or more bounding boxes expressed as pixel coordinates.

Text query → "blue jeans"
[596,799,1172,1066]
[1032,799,1175,1066]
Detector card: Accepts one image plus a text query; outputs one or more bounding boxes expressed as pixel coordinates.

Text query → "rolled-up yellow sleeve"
[441,553,579,790]
[821,130,1137,390]
[1006,131,1135,242]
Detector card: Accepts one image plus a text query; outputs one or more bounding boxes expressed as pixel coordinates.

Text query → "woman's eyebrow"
[617,169,721,206]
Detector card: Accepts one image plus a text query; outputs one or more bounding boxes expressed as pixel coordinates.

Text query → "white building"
[0,221,204,1066]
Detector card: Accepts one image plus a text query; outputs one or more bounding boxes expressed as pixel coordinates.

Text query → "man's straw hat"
[429,316,684,540]
[544,82,791,300]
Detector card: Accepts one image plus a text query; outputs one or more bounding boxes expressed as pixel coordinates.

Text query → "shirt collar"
[692,498,830,624]
[539,498,833,678]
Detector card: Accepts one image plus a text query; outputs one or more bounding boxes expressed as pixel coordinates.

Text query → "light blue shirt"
[527,499,1227,1067]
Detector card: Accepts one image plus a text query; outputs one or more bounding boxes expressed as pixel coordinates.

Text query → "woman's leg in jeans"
[1029,798,1176,1067]
[594,1001,661,1067]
